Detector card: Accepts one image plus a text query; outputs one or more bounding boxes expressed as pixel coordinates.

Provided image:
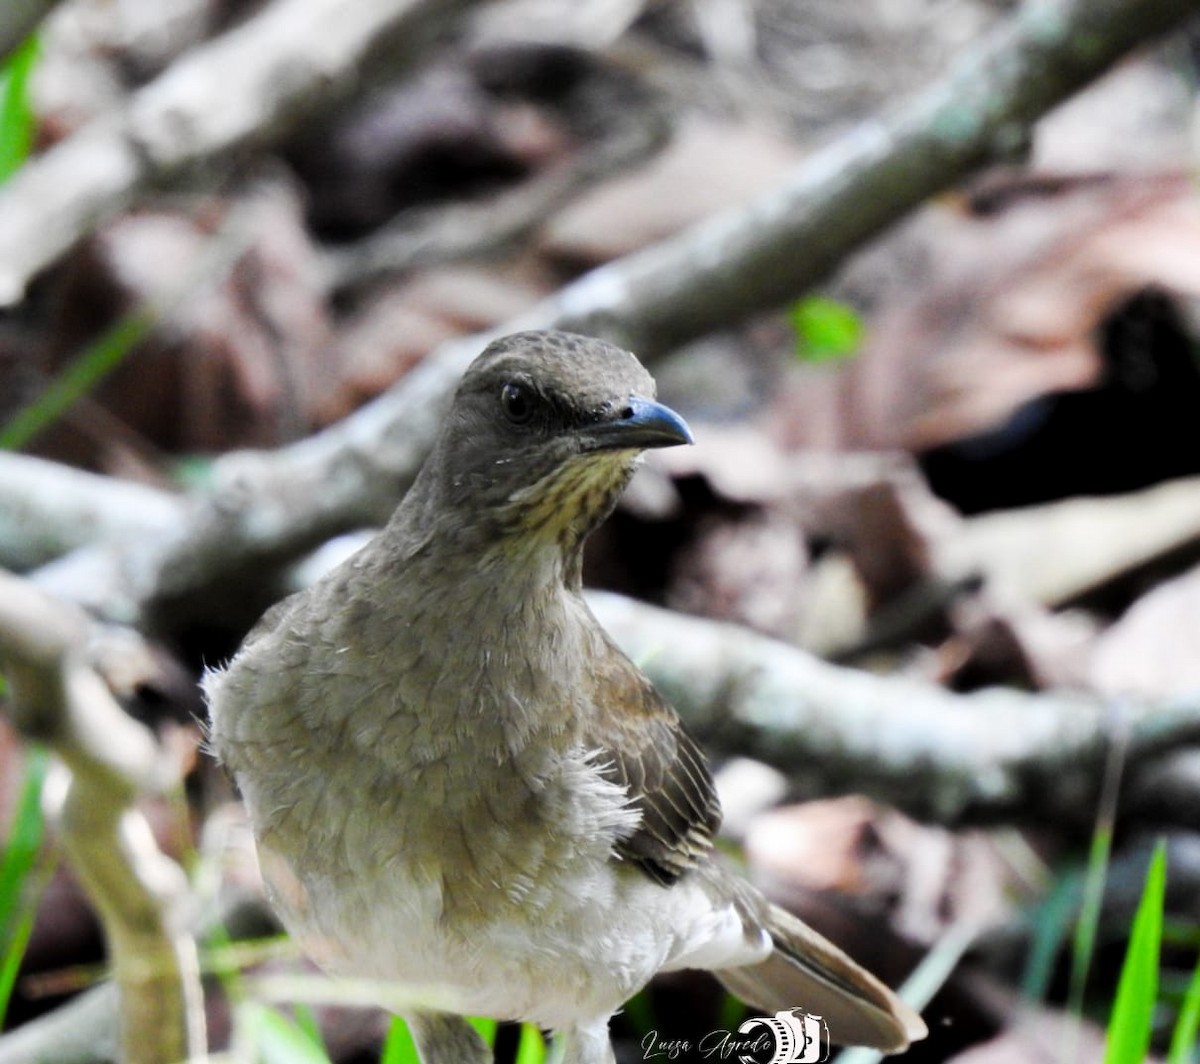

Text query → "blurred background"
[2,0,1200,1061]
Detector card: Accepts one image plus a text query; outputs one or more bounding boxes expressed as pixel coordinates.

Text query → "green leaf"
[1168,947,1200,1064]
[1104,839,1167,1064]
[0,34,39,184]
[789,296,864,364]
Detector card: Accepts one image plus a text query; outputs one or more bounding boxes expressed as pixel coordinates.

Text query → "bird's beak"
[582,396,694,452]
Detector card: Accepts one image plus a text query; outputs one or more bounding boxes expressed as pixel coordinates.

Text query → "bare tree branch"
[0,985,118,1064]
[8,0,1197,630]
[552,0,1200,354]
[29,0,1187,629]
[0,453,180,572]
[586,591,1200,828]
[0,0,479,305]
[0,571,204,1062]
[946,475,1200,608]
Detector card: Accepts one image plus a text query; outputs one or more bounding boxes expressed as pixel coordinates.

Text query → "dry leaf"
[838,173,1200,453]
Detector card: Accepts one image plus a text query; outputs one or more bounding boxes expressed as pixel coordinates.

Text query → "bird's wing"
[582,637,722,886]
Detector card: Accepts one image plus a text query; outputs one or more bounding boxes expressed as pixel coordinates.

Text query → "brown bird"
[205,330,926,1063]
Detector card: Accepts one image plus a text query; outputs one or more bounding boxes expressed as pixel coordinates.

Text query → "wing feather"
[582,636,721,885]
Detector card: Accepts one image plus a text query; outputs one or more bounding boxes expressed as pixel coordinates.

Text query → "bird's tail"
[714,901,927,1054]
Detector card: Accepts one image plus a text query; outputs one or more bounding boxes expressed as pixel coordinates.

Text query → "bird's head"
[410,331,692,570]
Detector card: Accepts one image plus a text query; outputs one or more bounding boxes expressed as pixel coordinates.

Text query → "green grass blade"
[1068,725,1130,1027]
[0,748,49,944]
[0,896,37,1028]
[468,1016,498,1046]
[242,1002,334,1064]
[0,748,50,1026]
[0,190,259,452]
[835,921,978,1064]
[0,34,39,184]
[515,1022,547,1064]
[1167,946,1200,1064]
[379,1016,507,1064]
[1023,866,1083,1001]
[0,310,155,451]
[292,1003,327,1053]
[380,1017,421,1064]
[1104,839,1167,1064]
[1070,820,1115,1018]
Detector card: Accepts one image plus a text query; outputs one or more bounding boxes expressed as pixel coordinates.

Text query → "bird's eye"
[500,381,535,425]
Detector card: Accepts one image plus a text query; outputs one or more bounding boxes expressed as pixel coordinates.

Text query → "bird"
[204,330,927,1063]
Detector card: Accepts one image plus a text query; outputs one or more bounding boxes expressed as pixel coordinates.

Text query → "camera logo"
[639,1006,829,1062]
[736,1008,830,1063]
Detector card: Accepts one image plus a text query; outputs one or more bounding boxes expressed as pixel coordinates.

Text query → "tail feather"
[715,903,927,1054]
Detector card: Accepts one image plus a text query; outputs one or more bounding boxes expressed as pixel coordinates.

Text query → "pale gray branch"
[586,591,1200,827]
[0,984,118,1064]
[545,0,1200,352]
[0,453,180,572]
[0,571,204,1062]
[33,0,1190,629]
[8,0,1196,630]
